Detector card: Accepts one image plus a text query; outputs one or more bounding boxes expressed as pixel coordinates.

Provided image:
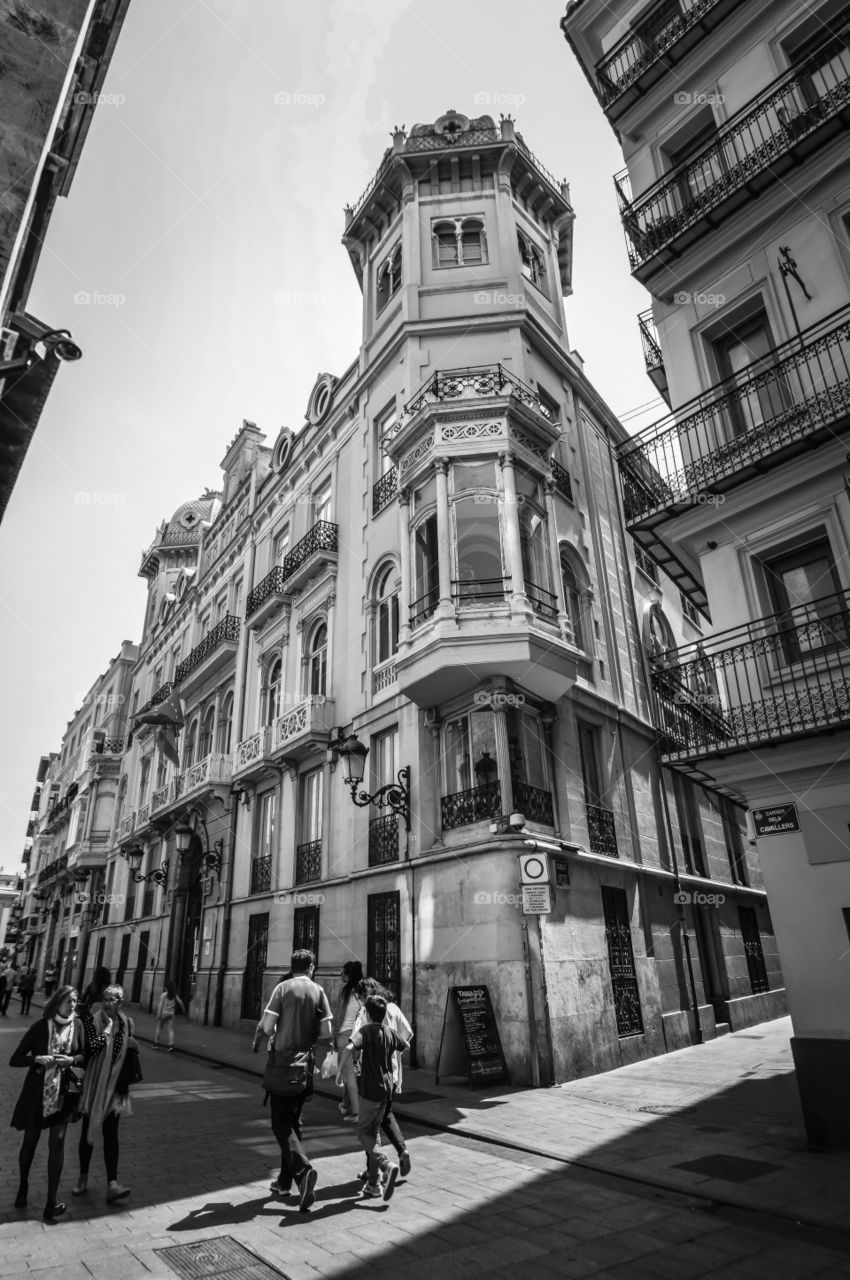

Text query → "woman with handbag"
[334,960,362,1122]
[72,984,135,1204]
[9,984,86,1221]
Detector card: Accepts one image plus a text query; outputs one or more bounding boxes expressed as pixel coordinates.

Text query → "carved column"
[499,452,529,618]
[398,488,412,647]
[435,458,453,616]
[544,476,573,643]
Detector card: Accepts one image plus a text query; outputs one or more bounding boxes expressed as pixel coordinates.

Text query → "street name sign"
[751,804,800,837]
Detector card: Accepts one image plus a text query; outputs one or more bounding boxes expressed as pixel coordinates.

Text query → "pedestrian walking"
[352,977,413,1178]
[334,961,363,1123]
[0,961,17,1015]
[153,980,185,1051]
[79,966,111,1019]
[18,968,36,1017]
[73,984,135,1205]
[251,972,291,1054]
[253,949,332,1212]
[9,984,86,1221]
[340,993,407,1202]
[43,961,58,999]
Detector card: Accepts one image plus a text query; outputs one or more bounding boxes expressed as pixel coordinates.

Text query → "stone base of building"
[791,1036,850,1150]
[725,989,787,1030]
[662,1005,718,1050]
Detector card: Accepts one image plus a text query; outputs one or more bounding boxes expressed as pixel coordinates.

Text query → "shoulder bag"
[115,1018,143,1093]
[262,1046,314,1098]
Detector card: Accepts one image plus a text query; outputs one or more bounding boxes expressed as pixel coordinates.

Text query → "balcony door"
[665,112,726,216]
[763,537,847,661]
[712,311,791,436]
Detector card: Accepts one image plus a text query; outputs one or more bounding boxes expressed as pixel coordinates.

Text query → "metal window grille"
[738,906,769,994]
[602,886,644,1036]
[241,913,269,1020]
[368,891,400,1001]
[293,906,320,966]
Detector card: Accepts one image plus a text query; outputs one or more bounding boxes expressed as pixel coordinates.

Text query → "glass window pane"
[470,710,498,787]
[454,460,497,491]
[413,474,436,512]
[455,495,503,589]
[445,718,471,792]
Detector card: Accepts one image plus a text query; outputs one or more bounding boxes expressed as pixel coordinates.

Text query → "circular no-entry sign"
[518,852,549,884]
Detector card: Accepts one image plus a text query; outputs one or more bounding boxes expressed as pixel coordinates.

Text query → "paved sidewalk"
[94,1004,850,1238]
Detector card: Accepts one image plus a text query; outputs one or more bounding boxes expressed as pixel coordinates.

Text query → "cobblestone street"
[3,1012,850,1279]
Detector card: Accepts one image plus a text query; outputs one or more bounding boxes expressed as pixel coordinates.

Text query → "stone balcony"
[233,726,275,780]
[149,752,233,819]
[272,697,336,764]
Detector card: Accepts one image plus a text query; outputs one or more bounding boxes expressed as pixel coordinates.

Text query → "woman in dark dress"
[10,985,86,1221]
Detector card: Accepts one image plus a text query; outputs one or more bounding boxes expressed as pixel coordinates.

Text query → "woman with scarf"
[72,984,134,1204]
[10,984,86,1221]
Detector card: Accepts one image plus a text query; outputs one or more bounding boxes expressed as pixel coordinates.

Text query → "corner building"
[90,111,781,1085]
[563,0,850,1139]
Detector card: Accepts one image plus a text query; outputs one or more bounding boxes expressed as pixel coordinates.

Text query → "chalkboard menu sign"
[435,985,510,1087]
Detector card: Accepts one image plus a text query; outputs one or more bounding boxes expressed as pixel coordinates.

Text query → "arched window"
[264,657,282,725]
[560,548,591,653]
[432,217,487,268]
[217,690,234,755]
[376,244,402,312]
[183,719,199,769]
[518,230,546,293]
[374,563,400,667]
[199,704,216,759]
[307,622,328,696]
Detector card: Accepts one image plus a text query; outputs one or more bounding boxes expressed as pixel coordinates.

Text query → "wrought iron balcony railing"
[281,521,338,583]
[651,589,850,761]
[594,0,726,108]
[441,780,502,830]
[246,566,289,619]
[451,577,511,606]
[250,854,272,896]
[615,39,850,272]
[551,459,573,502]
[524,580,558,621]
[410,587,439,628]
[295,840,322,884]
[617,305,850,526]
[137,681,174,717]
[369,814,400,866]
[175,616,240,684]
[400,364,555,426]
[586,804,619,858]
[637,309,664,372]
[372,467,399,516]
[513,780,555,826]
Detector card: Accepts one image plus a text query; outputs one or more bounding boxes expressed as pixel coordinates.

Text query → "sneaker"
[165,1046,174,1053]
[106,1184,131,1204]
[399,1150,411,1178]
[342,1114,359,1123]
[362,1182,382,1198]
[358,1168,370,1182]
[298,1167,317,1213]
[269,1179,291,1195]
[382,1165,399,1202]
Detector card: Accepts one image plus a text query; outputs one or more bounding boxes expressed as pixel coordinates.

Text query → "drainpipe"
[213,507,257,1027]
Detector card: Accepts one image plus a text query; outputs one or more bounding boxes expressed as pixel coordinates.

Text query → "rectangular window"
[711,309,790,435]
[274,525,290,565]
[241,912,269,1019]
[372,727,398,793]
[738,906,769,994]
[577,722,602,806]
[375,407,397,478]
[680,589,700,627]
[761,535,847,661]
[602,886,643,1036]
[579,723,618,857]
[505,708,554,824]
[368,891,400,1000]
[296,767,323,884]
[313,479,333,525]
[782,4,850,105]
[454,493,504,601]
[720,796,748,886]
[138,756,151,806]
[672,774,706,877]
[412,514,439,625]
[251,790,276,894]
[294,906,320,965]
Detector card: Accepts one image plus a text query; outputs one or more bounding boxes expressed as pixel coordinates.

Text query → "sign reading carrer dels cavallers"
[751,804,800,837]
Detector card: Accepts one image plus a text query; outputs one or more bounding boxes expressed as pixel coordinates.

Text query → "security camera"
[40,331,83,361]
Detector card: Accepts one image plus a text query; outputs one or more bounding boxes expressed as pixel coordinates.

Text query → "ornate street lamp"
[330,731,411,832]
[121,843,169,887]
[175,821,223,879]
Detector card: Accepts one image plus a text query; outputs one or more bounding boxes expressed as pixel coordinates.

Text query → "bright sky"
[0,0,660,868]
